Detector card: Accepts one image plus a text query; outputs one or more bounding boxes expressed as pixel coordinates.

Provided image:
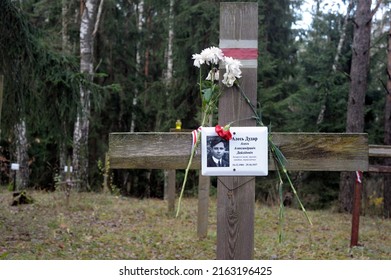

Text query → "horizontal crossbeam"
[108,132,369,172]
[368,144,391,158]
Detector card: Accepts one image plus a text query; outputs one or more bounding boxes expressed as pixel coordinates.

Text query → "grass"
[1,187,390,260]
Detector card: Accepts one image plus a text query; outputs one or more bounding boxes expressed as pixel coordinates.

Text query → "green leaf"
[201,87,213,103]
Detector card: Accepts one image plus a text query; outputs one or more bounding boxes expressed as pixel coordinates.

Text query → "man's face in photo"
[211,142,225,159]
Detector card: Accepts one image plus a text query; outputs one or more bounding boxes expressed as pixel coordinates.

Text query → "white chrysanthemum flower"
[221,56,242,87]
[201,46,224,65]
[192,53,204,68]
[224,56,242,78]
[192,47,224,68]
[222,72,237,87]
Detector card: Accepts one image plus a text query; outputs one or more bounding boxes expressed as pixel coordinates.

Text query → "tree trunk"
[339,0,373,213]
[61,0,71,54]
[384,95,391,218]
[60,0,71,176]
[130,0,144,133]
[384,18,391,218]
[14,119,29,190]
[317,0,354,126]
[73,0,99,190]
[0,75,3,138]
[165,0,174,85]
[163,0,175,199]
[332,0,354,72]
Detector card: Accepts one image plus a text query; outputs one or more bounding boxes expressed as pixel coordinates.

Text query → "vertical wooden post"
[167,169,176,214]
[197,174,210,238]
[166,128,178,214]
[217,2,258,259]
[350,171,363,247]
[198,113,212,238]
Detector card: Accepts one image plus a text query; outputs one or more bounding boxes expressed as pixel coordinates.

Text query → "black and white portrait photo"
[206,136,229,167]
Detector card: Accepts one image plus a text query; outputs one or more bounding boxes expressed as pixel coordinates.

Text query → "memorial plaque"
[201,127,268,176]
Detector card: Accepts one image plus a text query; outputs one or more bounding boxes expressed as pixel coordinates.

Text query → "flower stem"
[282,168,313,225]
[176,107,209,217]
[236,82,312,228]
[175,136,199,217]
[275,164,284,243]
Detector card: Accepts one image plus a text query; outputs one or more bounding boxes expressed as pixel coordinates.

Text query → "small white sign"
[64,166,73,173]
[201,126,268,176]
[11,163,20,171]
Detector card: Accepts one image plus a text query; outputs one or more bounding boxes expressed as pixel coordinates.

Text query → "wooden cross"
[217,2,258,259]
[108,131,369,258]
[107,3,376,259]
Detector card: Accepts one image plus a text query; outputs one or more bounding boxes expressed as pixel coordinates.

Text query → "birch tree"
[163,0,175,199]
[315,0,354,125]
[73,0,101,190]
[14,120,29,189]
[1,0,33,190]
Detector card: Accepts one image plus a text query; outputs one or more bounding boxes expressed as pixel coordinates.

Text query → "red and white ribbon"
[192,127,202,147]
[355,171,363,184]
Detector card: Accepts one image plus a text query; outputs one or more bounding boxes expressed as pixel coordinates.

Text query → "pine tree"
[339,0,381,213]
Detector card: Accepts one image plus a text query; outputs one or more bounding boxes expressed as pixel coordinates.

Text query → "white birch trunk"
[332,0,354,72]
[73,0,99,190]
[317,0,355,125]
[14,120,29,190]
[163,0,175,199]
[166,0,174,84]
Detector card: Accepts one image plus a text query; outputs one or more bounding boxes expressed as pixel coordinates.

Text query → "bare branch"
[92,0,104,37]
[370,0,383,19]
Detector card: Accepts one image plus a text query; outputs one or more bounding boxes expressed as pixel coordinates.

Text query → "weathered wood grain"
[109,132,200,169]
[270,133,368,171]
[369,144,391,158]
[217,2,258,260]
[108,132,369,171]
[369,165,391,173]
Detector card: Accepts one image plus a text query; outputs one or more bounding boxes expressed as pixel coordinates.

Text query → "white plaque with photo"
[201,126,268,176]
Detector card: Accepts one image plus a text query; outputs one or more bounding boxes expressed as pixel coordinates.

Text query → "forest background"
[0,0,390,216]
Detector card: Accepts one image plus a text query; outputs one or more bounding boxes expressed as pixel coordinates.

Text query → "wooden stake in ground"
[350,171,363,247]
[217,2,258,260]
